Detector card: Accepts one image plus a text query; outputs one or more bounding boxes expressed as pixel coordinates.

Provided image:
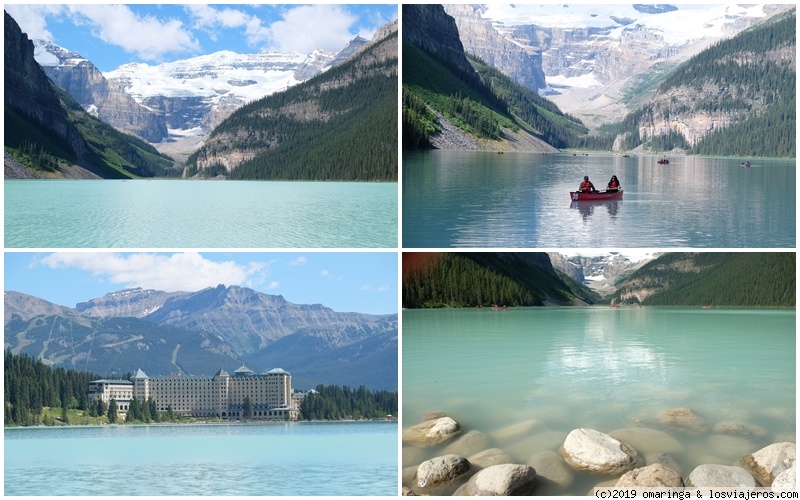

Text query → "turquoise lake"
[5,421,398,495]
[402,151,796,248]
[4,180,398,248]
[402,307,795,495]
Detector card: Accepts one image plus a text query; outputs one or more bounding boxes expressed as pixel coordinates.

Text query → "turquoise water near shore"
[4,180,398,248]
[5,421,397,495]
[402,307,795,494]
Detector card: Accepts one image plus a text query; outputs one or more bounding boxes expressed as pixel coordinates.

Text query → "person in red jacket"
[579,176,596,193]
[606,175,621,193]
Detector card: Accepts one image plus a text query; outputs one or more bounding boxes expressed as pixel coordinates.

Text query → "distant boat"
[657,158,669,164]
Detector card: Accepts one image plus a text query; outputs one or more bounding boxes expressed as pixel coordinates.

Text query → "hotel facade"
[88,366,298,420]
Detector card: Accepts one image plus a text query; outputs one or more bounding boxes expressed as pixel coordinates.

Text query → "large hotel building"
[88,366,298,421]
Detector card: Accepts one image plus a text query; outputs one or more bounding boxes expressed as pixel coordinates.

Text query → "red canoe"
[570,189,623,201]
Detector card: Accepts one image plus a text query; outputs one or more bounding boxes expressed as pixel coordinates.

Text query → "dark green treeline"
[4,350,97,426]
[299,384,398,421]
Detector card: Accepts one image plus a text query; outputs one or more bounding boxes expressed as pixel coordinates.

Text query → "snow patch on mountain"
[103,50,309,103]
[482,4,774,45]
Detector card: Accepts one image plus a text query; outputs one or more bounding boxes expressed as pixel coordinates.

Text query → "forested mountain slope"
[591,9,795,157]
[4,11,178,179]
[402,252,598,308]
[401,4,587,152]
[609,253,795,306]
[186,21,397,181]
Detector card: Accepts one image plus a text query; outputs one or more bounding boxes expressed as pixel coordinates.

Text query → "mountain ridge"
[4,285,398,390]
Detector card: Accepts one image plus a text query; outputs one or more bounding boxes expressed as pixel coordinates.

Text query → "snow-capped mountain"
[104,49,334,138]
[34,40,169,142]
[549,251,657,295]
[32,35,368,147]
[446,4,790,128]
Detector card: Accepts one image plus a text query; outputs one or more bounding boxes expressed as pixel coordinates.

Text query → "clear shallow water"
[402,151,795,248]
[5,422,398,495]
[402,307,795,494]
[4,180,397,248]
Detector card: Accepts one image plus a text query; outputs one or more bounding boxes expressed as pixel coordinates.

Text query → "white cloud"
[265,5,358,53]
[290,256,307,266]
[5,5,66,41]
[185,5,257,44]
[39,252,265,292]
[65,5,200,62]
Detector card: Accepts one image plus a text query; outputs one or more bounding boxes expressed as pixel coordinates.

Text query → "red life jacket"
[580,180,593,191]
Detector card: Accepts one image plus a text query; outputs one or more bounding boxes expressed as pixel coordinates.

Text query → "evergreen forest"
[5,350,100,426]
[298,384,398,421]
[609,253,796,307]
[402,253,596,308]
[187,32,398,181]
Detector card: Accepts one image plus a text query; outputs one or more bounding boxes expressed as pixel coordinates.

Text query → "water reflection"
[570,199,621,220]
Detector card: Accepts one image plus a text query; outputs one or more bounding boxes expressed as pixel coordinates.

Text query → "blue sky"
[6,4,398,72]
[4,252,398,315]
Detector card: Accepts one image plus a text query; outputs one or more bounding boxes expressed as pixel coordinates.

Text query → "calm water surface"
[403,307,795,495]
[4,180,397,248]
[403,151,795,248]
[5,422,397,495]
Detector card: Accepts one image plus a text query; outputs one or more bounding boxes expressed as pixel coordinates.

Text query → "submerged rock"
[505,431,567,461]
[443,430,491,458]
[413,454,472,495]
[527,450,574,494]
[403,417,461,447]
[488,419,540,445]
[468,448,514,469]
[610,427,683,454]
[561,428,639,474]
[707,434,757,459]
[657,407,708,432]
[738,442,796,487]
[713,421,767,439]
[644,452,683,477]
[453,463,537,496]
[615,463,684,487]
[685,464,757,487]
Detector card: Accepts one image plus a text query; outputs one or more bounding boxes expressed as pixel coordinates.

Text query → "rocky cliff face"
[442,5,546,91]
[402,4,475,78]
[34,40,169,143]
[4,12,84,157]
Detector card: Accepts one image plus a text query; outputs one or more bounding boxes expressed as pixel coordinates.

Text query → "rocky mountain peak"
[33,39,169,142]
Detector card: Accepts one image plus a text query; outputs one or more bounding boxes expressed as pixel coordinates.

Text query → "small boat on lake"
[570,189,623,201]
[657,159,670,164]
